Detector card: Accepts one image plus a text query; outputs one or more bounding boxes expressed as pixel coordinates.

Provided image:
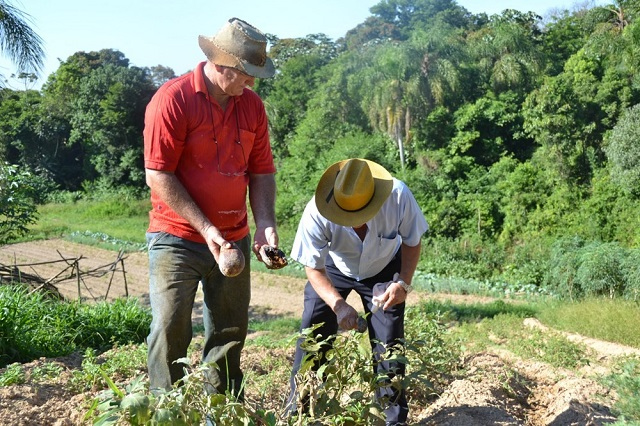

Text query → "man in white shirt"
[286,158,428,425]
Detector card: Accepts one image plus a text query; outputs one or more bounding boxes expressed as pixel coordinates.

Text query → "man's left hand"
[253,226,278,260]
[379,273,409,311]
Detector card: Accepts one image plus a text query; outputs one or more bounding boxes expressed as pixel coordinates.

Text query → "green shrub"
[0,286,150,368]
[74,298,151,350]
[0,285,79,367]
[576,242,627,298]
[497,236,552,287]
[404,307,462,397]
[622,249,640,301]
[544,236,587,299]
[0,163,56,244]
[544,237,639,300]
[290,310,460,424]
[421,235,505,281]
[86,359,277,426]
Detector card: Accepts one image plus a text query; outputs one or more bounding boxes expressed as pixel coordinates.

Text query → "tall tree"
[42,49,130,107]
[605,104,640,197]
[342,16,400,51]
[370,0,470,38]
[262,34,338,158]
[522,1,640,184]
[0,88,72,186]
[541,9,592,75]
[147,65,177,89]
[69,64,155,187]
[264,53,329,158]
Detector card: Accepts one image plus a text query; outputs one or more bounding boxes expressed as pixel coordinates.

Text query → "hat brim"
[198,36,276,78]
[315,159,393,227]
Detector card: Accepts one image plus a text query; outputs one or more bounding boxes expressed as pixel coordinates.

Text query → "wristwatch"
[395,279,413,295]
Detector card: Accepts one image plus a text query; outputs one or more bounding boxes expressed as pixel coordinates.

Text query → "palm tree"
[0,1,45,83]
[468,10,544,94]
[415,23,465,108]
[358,42,420,168]
[357,23,465,168]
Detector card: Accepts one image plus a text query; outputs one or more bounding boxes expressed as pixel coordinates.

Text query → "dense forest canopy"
[1,0,639,298]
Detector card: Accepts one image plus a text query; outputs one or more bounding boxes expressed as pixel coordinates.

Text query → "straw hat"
[198,18,275,78]
[315,159,393,227]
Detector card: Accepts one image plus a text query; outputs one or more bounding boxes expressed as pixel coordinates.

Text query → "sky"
[2,0,609,90]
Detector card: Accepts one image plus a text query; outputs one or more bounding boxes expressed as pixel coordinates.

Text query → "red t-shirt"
[143,62,276,243]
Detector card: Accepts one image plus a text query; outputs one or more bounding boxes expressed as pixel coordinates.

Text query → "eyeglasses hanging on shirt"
[208,98,247,177]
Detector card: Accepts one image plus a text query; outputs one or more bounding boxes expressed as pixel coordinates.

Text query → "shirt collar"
[194,61,208,95]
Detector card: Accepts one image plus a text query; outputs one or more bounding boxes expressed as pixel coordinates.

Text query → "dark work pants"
[287,253,408,425]
[146,232,251,398]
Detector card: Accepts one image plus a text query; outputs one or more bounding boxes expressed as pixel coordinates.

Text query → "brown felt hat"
[315,159,393,227]
[198,17,275,78]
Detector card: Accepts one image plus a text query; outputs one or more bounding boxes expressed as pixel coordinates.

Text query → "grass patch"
[247,317,300,348]
[418,299,594,369]
[25,194,304,256]
[28,199,150,246]
[66,230,147,252]
[418,299,537,323]
[536,297,640,348]
[196,316,300,348]
[0,361,61,387]
[421,296,640,350]
[0,363,26,386]
[451,312,591,369]
[0,285,82,366]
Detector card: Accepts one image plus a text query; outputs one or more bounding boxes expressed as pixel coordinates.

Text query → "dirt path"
[0,239,635,425]
[0,239,308,322]
[0,239,462,321]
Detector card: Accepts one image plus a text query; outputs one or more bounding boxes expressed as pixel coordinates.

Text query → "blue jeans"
[287,253,408,424]
[146,232,251,397]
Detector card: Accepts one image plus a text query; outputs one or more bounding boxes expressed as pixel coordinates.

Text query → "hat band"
[212,40,267,67]
[326,187,376,213]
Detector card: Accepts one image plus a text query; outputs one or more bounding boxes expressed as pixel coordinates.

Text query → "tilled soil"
[0,239,636,425]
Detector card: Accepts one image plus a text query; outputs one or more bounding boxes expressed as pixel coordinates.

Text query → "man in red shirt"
[143,17,278,397]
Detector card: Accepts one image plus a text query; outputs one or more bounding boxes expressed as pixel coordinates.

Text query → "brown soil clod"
[259,245,288,269]
[356,316,367,333]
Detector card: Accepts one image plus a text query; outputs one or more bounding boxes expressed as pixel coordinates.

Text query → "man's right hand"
[201,224,229,262]
[334,300,359,331]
